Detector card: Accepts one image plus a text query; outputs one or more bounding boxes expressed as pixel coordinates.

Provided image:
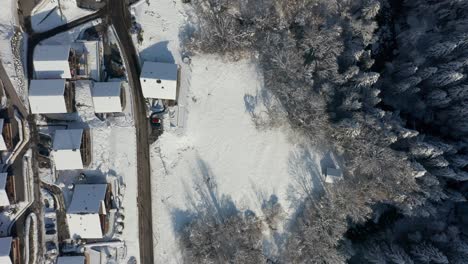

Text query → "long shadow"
[139,41,175,64]
[171,158,240,234]
[287,146,325,200]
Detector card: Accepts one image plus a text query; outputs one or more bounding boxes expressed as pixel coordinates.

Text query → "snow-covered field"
[31,0,93,32]
[132,1,325,263]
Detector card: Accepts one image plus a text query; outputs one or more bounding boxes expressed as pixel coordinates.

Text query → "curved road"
[106,1,154,263]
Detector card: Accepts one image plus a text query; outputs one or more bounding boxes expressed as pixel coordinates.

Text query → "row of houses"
[29,79,124,114]
[30,44,125,116]
[30,43,115,263]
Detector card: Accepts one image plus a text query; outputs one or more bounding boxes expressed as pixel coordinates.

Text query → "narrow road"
[106,1,154,263]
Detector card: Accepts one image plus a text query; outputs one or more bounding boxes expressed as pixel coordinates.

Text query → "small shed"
[0,237,12,264]
[57,255,85,264]
[325,168,343,184]
[34,45,72,79]
[29,79,73,114]
[0,173,10,207]
[140,61,178,100]
[52,129,84,170]
[66,184,109,239]
[91,82,124,113]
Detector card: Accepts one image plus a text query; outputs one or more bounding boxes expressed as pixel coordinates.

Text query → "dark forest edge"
[176,0,468,263]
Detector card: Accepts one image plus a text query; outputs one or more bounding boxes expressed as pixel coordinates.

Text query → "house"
[66,184,110,239]
[0,119,9,151]
[0,237,12,264]
[57,255,86,264]
[140,61,179,100]
[0,236,20,264]
[0,172,11,207]
[52,129,90,170]
[28,79,74,114]
[34,45,72,79]
[325,168,343,184]
[91,82,125,113]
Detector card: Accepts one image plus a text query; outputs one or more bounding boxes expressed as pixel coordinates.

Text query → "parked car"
[45,223,55,229]
[38,144,50,157]
[46,241,56,250]
[45,229,56,235]
[38,133,52,148]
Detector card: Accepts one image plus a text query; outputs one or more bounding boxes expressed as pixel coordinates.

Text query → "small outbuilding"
[66,184,110,239]
[29,79,74,114]
[91,82,124,113]
[140,61,178,100]
[52,129,89,170]
[34,45,72,79]
[325,168,343,184]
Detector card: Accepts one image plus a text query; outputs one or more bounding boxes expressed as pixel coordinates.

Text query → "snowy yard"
[132,1,326,262]
[150,55,326,262]
[31,0,93,32]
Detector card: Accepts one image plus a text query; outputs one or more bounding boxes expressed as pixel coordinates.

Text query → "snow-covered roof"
[66,184,107,239]
[52,129,84,170]
[82,41,100,81]
[0,236,12,264]
[56,255,85,264]
[29,79,67,114]
[325,168,343,183]
[140,61,178,100]
[0,173,9,207]
[91,82,123,113]
[0,119,6,151]
[34,45,71,79]
[67,211,103,239]
[88,248,104,263]
[68,184,107,214]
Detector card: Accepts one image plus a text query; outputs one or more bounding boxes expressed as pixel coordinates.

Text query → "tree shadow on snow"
[32,6,67,32]
[286,146,325,204]
[140,41,175,64]
[170,158,239,234]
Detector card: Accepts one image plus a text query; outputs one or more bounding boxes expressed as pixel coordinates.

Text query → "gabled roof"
[52,129,84,170]
[325,168,343,183]
[67,184,107,239]
[0,119,6,151]
[0,237,12,264]
[140,61,178,100]
[34,45,70,62]
[67,184,107,214]
[0,173,9,207]
[53,129,83,150]
[91,82,123,113]
[57,256,85,264]
[29,79,67,114]
[34,45,72,79]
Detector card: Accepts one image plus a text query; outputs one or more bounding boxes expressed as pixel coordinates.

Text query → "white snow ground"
[132,1,325,263]
[31,0,93,33]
